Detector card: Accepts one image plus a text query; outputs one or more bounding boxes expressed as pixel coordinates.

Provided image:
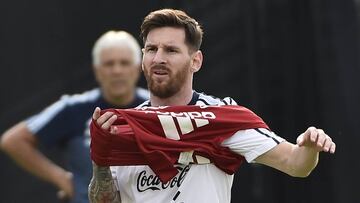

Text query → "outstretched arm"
[89,107,121,203]
[255,127,336,177]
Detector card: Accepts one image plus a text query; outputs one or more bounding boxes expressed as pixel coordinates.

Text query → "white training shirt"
[110,92,285,203]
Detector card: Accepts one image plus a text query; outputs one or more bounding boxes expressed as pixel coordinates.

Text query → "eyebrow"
[164,45,180,50]
[145,43,181,50]
[144,43,156,48]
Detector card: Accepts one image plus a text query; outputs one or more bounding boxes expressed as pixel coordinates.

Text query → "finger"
[101,114,117,130]
[92,107,101,120]
[96,112,115,126]
[321,136,332,152]
[297,134,305,146]
[309,128,318,143]
[296,133,309,146]
[303,127,315,141]
[329,142,336,154]
[316,129,326,148]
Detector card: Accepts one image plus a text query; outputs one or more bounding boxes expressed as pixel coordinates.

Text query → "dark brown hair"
[141,9,203,51]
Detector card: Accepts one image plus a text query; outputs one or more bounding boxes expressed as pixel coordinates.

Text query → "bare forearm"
[89,163,121,203]
[13,144,68,185]
[255,126,335,178]
[255,142,319,178]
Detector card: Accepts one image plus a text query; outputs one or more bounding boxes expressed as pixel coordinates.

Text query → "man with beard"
[0,30,148,203]
[88,9,336,203]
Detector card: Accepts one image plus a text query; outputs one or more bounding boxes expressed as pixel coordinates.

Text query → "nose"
[112,63,125,74]
[152,49,166,64]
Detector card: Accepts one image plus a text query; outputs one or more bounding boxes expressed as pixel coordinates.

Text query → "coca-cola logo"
[136,165,190,192]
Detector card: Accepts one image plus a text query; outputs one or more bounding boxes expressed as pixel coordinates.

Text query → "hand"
[296,126,336,153]
[92,107,117,132]
[56,171,74,201]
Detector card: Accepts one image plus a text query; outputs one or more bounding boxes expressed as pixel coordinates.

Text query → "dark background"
[1,0,359,202]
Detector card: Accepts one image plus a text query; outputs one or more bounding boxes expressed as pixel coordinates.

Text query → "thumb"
[297,127,316,146]
[92,107,101,120]
[297,133,305,146]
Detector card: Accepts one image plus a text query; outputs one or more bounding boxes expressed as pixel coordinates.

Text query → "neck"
[150,85,193,106]
[102,89,135,107]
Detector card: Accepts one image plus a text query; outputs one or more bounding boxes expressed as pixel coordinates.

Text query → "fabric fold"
[90,105,269,182]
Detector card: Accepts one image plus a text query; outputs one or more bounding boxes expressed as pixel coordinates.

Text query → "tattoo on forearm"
[88,165,121,203]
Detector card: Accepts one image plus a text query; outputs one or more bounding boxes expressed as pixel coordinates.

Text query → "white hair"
[92,30,142,66]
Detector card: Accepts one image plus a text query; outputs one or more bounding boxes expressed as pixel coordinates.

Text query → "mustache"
[150,64,170,72]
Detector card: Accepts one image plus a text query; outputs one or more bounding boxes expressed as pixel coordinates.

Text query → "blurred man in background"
[0,30,149,203]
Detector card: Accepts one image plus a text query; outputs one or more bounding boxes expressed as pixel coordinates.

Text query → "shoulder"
[195,91,238,106]
[30,88,101,117]
[59,88,101,106]
[25,88,100,134]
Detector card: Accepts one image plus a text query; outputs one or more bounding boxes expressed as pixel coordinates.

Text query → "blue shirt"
[26,88,149,203]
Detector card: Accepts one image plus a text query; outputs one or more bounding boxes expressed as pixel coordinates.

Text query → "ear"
[141,63,145,72]
[141,48,145,72]
[190,50,203,73]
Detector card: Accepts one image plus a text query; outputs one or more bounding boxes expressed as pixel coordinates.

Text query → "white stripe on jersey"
[136,91,238,108]
[27,89,100,133]
[26,88,149,134]
[222,128,285,163]
[195,92,238,106]
[196,96,222,105]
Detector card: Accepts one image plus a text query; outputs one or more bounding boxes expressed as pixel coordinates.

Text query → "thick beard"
[144,63,190,99]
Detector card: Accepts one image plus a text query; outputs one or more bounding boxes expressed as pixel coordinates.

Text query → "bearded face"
[142,27,195,99]
[143,61,190,98]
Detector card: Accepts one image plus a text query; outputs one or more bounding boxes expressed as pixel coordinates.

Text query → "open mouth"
[152,67,169,76]
[154,70,168,75]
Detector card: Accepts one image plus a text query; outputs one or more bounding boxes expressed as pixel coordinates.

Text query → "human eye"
[120,59,132,67]
[102,60,114,68]
[145,46,157,53]
[166,47,178,53]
